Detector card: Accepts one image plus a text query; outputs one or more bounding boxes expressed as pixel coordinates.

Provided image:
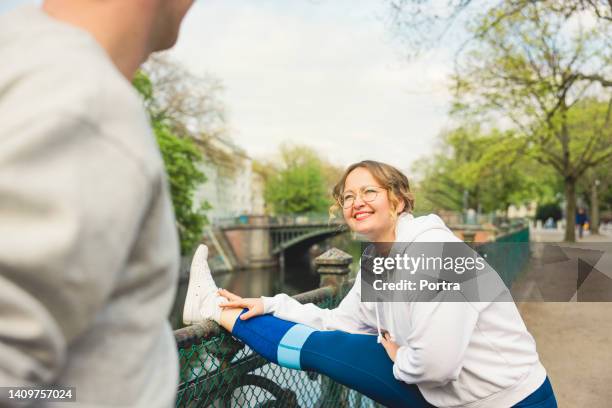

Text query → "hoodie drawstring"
[375,303,383,343]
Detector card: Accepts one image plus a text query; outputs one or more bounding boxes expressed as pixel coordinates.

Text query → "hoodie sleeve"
[392,300,479,386]
[262,275,376,334]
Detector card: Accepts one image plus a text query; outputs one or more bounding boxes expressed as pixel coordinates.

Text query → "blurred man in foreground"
[0,0,194,406]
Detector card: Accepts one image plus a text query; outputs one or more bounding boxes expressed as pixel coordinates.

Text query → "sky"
[171,0,454,171]
[3,0,455,171]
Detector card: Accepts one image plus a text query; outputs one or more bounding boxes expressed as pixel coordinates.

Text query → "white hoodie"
[262,213,546,408]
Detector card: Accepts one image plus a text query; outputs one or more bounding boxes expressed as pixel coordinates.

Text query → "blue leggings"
[231,312,556,408]
[231,312,433,408]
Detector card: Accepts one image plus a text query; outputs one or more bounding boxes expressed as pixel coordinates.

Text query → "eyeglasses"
[338,186,384,209]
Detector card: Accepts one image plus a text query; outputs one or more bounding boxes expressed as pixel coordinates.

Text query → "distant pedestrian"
[0,1,194,406]
[576,208,588,238]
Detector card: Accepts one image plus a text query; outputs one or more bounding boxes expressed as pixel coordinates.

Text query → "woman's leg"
[184,245,432,407]
[512,377,557,408]
[219,307,242,331]
[228,310,434,408]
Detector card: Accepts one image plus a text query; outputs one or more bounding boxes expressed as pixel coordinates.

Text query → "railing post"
[313,247,353,408]
[314,248,352,288]
[462,230,477,242]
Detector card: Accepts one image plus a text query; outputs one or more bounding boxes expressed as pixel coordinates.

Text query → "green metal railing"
[174,283,379,408]
[476,226,530,287]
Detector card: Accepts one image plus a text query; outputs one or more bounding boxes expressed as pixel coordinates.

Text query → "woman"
[183,160,557,408]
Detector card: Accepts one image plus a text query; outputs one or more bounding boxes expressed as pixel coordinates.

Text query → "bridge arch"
[271,225,346,255]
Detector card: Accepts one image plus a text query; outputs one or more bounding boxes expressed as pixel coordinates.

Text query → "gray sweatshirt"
[0,6,179,407]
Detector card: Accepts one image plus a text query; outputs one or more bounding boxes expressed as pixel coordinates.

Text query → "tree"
[578,157,611,234]
[133,71,210,254]
[412,125,554,214]
[452,4,612,241]
[599,178,612,225]
[387,0,612,57]
[535,202,563,223]
[260,144,340,215]
[141,54,226,137]
[142,55,244,181]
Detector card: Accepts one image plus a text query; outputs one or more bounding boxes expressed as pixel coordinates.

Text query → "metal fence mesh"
[175,286,381,408]
[477,227,530,287]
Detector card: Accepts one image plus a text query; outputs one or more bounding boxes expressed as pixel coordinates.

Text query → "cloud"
[170,0,454,169]
[3,0,453,171]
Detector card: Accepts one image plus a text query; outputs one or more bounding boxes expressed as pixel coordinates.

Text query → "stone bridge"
[210,215,347,270]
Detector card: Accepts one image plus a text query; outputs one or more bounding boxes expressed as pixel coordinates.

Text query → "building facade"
[193,134,264,224]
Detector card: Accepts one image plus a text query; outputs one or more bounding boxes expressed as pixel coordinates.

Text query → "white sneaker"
[182,244,224,325]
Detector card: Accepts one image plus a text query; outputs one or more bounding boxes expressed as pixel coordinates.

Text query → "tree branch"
[575,73,612,87]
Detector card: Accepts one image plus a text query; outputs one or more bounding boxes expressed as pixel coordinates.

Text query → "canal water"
[170,233,361,330]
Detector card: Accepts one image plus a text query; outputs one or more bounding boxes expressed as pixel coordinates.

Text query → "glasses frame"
[339,185,385,209]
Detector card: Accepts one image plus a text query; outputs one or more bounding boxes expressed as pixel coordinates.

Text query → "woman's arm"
[392,301,479,385]
[262,280,375,333]
[220,274,376,334]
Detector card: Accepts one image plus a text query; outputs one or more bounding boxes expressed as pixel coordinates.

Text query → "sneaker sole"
[182,276,199,325]
[182,245,208,325]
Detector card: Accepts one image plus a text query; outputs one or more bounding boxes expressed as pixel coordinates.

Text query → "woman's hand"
[380,332,400,362]
[217,288,264,320]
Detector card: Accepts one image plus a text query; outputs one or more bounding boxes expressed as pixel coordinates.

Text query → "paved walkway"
[516,229,612,407]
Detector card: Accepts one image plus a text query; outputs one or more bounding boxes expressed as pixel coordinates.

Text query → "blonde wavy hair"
[329,160,415,221]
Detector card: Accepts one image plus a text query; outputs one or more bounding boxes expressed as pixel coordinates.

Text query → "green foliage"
[132,70,154,102]
[535,203,562,222]
[413,125,555,213]
[133,70,209,255]
[262,144,335,214]
[154,122,209,254]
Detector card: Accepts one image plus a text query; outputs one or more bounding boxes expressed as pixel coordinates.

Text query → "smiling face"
[341,167,404,242]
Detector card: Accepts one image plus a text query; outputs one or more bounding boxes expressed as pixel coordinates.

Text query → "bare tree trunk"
[590,180,600,234]
[560,101,577,242]
[564,178,577,242]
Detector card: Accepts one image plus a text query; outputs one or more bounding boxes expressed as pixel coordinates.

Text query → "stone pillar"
[314,247,352,288]
[313,250,351,406]
[462,229,477,242]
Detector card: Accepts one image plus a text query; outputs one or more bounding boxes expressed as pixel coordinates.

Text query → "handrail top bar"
[174,284,344,349]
